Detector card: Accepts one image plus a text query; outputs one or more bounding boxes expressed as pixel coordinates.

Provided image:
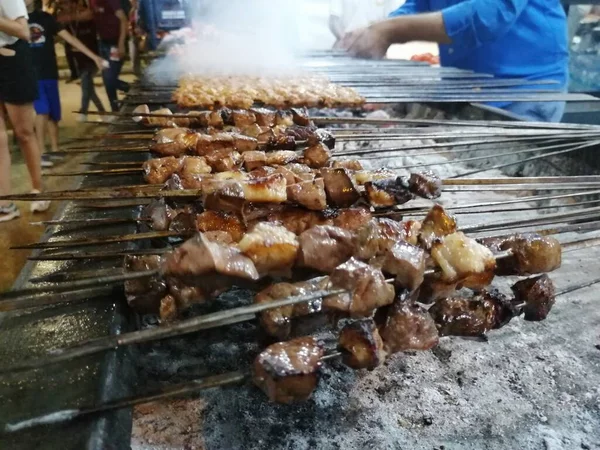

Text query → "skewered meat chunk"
[167,277,209,311]
[238,223,299,277]
[297,225,356,273]
[251,108,276,127]
[354,218,408,260]
[255,279,325,339]
[429,290,519,337]
[275,110,294,127]
[419,205,458,249]
[242,151,267,171]
[307,128,336,149]
[380,298,439,353]
[431,232,496,289]
[196,211,246,242]
[287,178,327,211]
[124,255,167,314]
[320,168,361,208]
[143,156,183,185]
[159,295,178,323]
[417,273,458,305]
[511,275,556,321]
[242,173,288,203]
[496,234,562,276]
[162,233,259,281]
[231,110,257,127]
[364,181,397,208]
[303,143,331,169]
[324,258,395,317]
[401,220,422,247]
[380,241,426,292]
[285,163,316,181]
[365,178,413,207]
[339,319,387,370]
[266,150,300,166]
[284,124,317,141]
[331,207,373,231]
[179,156,212,177]
[408,171,442,199]
[253,337,325,403]
[291,107,311,126]
[207,110,225,128]
[151,128,199,156]
[195,133,236,156]
[141,198,177,231]
[353,169,396,185]
[332,160,363,171]
[205,150,242,173]
[231,133,259,153]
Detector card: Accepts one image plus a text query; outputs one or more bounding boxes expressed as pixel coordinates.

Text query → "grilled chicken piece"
[291,107,311,126]
[238,223,300,277]
[255,279,325,339]
[429,290,519,337]
[408,171,442,199]
[266,150,300,166]
[151,128,199,156]
[418,205,458,249]
[143,156,183,185]
[253,336,325,403]
[511,275,556,321]
[141,198,176,231]
[287,178,327,211]
[380,241,426,291]
[231,109,257,127]
[497,234,562,276]
[380,298,439,353]
[124,255,167,314]
[431,232,496,290]
[275,110,294,127]
[196,211,246,242]
[338,319,387,370]
[354,218,408,260]
[332,160,363,171]
[251,107,276,127]
[303,143,331,169]
[320,168,361,208]
[297,225,356,272]
[162,233,259,281]
[324,258,395,317]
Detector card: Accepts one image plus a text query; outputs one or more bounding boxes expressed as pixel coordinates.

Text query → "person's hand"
[339,23,392,59]
[94,56,108,71]
[118,42,126,59]
[0,47,15,57]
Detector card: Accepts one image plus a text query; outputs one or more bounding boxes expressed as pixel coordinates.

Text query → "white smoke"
[147,0,331,84]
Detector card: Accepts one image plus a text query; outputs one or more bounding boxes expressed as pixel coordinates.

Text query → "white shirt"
[0,0,28,48]
[330,0,401,34]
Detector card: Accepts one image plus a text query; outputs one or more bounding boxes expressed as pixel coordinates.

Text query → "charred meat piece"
[380,299,439,353]
[291,107,311,126]
[429,290,519,337]
[167,277,209,311]
[324,258,395,317]
[307,128,335,149]
[497,234,562,276]
[141,198,176,231]
[380,241,426,292]
[255,280,325,339]
[408,171,442,199]
[285,124,317,141]
[338,319,387,370]
[303,143,331,169]
[418,205,457,249]
[266,208,332,235]
[331,207,372,231]
[287,178,327,211]
[332,160,363,171]
[417,273,458,305]
[297,225,356,273]
[253,337,324,403]
[196,211,246,242]
[168,207,198,234]
[143,156,183,185]
[238,222,300,277]
[251,107,276,127]
[124,255,167,314]
[364,181,396,208]
[161,233,259,281]
[150,128,198,156]
[354,218,409,260]
[231,109,257,127]
[365,178,413,207]
[266,150,300,166]
[431,232,496,290]
[511,274,555,321]
[320,168,361,208]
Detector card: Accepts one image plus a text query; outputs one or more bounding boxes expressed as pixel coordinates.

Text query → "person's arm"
[0,16,29,41]
[388,0,424,17]
[57,29,106,70]
[115,8,128,58]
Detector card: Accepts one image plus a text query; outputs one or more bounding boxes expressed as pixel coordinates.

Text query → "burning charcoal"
[497,234,562,276]
[431,232,496,290]
[238,223,300,277]
[408,171,442,199]
[418,205,458,249]
[429,290,519,337]
[339,319,387,370]
[511,274,556,321]
[380,297,439,353]
[297,225,356,273]
[324,258,395,317]
[303,142,331,169]
[287,178,327,211]
[320,168,361,208]
[380,241,426,292]
[253,336,324,403]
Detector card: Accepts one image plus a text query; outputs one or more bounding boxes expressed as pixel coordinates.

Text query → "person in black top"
[25,0,105,166]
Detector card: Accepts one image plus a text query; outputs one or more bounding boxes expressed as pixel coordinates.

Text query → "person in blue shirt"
[338,0,569,122]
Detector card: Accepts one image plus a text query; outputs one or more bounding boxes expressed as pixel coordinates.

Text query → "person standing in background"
[0,0,49,221]
[329,0,401,47]
[26,0,106,166]
[56,0,107,122]
[90,0,130,111]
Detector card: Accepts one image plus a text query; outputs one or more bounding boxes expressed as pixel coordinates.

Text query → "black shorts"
[0,40,38,105]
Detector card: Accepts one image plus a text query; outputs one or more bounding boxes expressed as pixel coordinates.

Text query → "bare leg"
[35,113,48,156]
[0,104,11,207]
[48,120,59,153]
[6,103,43,191]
